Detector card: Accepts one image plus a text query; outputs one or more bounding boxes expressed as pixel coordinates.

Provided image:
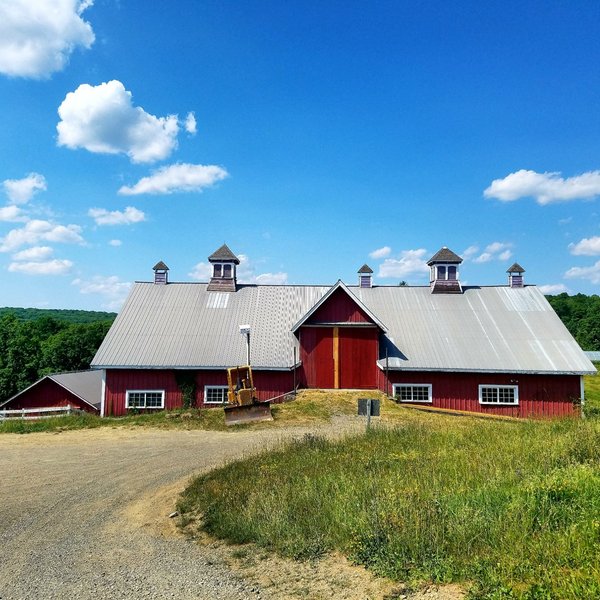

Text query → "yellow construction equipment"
[224,365,273,425]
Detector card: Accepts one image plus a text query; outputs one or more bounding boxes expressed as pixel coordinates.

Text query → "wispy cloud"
[0,0,94,79]
[569,236,600,256]
[538,283,570,294]
[118,163,228,195]
[0,205,27,222]
[3,173,46,204]
[565,261,600,285]
[485,169,600,204]
[57,80,180,163]
[469,242,512,263]
[369,246,391,260]
[184,112,197,135]
[8,259,73,275]
[378,249,429,279]
[108,239,122,247]
[72,274,131,310]
[88,206,146,226]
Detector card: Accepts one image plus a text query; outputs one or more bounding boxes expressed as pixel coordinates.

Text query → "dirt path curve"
[0,425,330,600]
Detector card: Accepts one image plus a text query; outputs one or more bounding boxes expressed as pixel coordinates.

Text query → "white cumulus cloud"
[253,272,288,285]
[0,220,83,252]
[3,173,47,204]
[484,169,600,205]
[369,246,391,259]
[57,80,180,163]
[538,284,570,295]
[109,239,122,247]
[8,259,73,275]
[88,206,146,226]
[118,163,229,195]
[12,246,54,261]
[0,0,94,79]
[569,236,600,256]
[185,112,197,135]
[378,249,429,279]
[565,262,600,285]
[72,275,131,310]
[0,206,27,222]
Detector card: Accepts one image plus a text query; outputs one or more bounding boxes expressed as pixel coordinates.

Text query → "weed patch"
[179,414,600,598]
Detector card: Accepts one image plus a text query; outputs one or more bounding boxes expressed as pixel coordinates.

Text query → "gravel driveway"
[0,426,314,600]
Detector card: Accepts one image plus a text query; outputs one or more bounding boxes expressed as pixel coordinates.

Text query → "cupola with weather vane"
[427,247,463,293]
[207,244,240,292]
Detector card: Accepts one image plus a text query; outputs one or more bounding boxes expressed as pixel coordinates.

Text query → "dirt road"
[0,427,307,600]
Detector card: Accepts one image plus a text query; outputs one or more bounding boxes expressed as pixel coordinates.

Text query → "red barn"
[90,245,595,418]
[0,370,102,416]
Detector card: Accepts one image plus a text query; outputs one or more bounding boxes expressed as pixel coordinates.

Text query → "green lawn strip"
[178,417,600,598]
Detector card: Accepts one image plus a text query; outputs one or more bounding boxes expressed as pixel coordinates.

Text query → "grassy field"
[177,378,600,599]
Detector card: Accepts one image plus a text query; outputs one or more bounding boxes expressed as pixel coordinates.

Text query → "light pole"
[239,325,251,365]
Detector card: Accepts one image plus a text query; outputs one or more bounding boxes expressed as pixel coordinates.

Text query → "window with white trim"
[478,385,518,405]
[126,390,165,409]
[204,385,229,404]
[393,384,432,403]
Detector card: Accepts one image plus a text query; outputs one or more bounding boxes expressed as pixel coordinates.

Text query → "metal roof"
[91,282,595,375]
[1,370,103,410]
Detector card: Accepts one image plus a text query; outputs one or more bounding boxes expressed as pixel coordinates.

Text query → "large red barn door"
[300,327,334,388]
[339,327,378,389]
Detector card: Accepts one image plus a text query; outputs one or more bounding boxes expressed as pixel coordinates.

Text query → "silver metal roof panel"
[92,283,595,375]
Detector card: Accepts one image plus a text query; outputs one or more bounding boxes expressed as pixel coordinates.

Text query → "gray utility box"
[358,398,380,417]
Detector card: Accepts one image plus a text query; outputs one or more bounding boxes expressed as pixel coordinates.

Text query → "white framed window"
[478,385,518,405]
[126,390,165,409]
[204,385,229,404]
[393,384,432,403]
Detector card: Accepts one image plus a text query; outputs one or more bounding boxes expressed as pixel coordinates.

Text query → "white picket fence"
[0,405,76,420]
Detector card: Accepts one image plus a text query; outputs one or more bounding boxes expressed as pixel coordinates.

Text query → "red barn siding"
[104,369,294,416]
[308,288,372,324]
[339,327,378,389]
[379,370,581,418]
[3,378,97,413]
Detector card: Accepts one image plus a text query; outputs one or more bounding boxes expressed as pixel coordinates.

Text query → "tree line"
[545,293,600,352]
[0,313,113,403]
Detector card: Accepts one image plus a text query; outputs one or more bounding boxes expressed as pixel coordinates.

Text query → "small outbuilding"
[0,370,103,416]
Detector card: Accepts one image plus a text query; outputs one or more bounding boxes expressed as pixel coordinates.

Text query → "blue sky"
[2,1,600,310]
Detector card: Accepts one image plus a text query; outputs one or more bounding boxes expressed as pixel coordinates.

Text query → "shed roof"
[92,282,594,375]
[1,370,103,410]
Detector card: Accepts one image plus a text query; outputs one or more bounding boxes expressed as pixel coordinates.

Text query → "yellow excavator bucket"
[224,365,273,425]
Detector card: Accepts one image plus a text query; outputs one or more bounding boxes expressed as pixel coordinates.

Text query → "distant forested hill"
[545,293,600,351]
[0,307,116,323]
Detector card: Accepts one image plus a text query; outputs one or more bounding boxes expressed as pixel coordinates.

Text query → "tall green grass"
[178,417,600,598]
